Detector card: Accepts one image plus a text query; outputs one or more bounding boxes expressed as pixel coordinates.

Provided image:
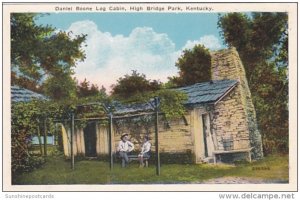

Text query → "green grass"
[13,154,288,184]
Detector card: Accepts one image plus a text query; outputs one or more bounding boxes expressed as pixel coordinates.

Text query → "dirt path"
[200,177,288,184]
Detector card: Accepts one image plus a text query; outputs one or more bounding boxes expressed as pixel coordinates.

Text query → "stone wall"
[211,47,263,159]
[212,86,251,150]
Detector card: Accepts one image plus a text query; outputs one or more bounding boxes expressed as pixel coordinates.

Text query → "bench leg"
[248,152,252,163]
[145,160,148,167]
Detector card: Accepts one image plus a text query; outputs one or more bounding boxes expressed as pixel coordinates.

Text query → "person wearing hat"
[138,136,151,167]
[117,133,134,168]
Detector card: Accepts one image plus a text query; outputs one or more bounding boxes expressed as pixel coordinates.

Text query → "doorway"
[84,122,97,157]
[202,114,214,157]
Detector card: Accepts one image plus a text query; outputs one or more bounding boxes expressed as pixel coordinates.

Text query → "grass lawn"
[13,154,288,184]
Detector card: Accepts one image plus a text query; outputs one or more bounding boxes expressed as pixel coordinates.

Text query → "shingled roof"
[114,101,154,115]
[114,79,238,115]
[11,80,237,111]
[11,86,47,103]
[176,79,238,106]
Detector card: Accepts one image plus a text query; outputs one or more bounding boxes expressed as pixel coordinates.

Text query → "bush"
[11,101,45,176]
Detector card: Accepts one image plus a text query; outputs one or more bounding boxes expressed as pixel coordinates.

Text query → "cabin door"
[84,122,97,157]
[202,114,214,157]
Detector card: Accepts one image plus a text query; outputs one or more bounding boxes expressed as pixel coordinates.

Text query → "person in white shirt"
[138,136,151,167]
[117,133,134,168]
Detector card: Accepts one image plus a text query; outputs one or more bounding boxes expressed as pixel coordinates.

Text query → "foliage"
[11,13,53,86]
[11,86,109,170]
[11,101,46,175]
[11,13,87,99]
[10,99,71,176]
[218,12,288,154]
[114,115,154,145]
[10,14,107,176]
[11,71,42,93]
[11,94,110,176]
[111,70,187,120]
[10,13,99,176]
[113,89,187,146]
[111,70,162,100]
[76,78,107,98]
[169,44,211,87]
[42,73,77,101]
[156,89,188,119]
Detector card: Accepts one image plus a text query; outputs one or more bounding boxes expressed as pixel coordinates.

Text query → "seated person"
[117,133,134,168]
[138,136,151,167]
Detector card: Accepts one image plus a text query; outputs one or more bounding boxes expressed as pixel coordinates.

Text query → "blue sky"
[37,13,224,49]
[37,13,226,91]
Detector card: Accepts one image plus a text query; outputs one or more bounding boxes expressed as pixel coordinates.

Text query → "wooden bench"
[212,147,253,164]
[114,153,150,167]
[128,154,149,167]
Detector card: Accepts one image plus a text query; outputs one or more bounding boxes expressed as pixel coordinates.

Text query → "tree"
[169,44,211,87]
[11,100,50,180]
[11,71,42,93]
[111,70,162,101]
[42,73,77,101]
[11,13,53,86]
[218,13,288,79]
[76,78,107,98]
[111,70,187,119]
[11,13,87,99]
[218,12,288,154]
[11,13,87,178]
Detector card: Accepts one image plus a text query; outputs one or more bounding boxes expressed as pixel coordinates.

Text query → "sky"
[37,13,226,92]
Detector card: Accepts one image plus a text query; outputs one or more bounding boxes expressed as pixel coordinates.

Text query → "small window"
[222,135,234,151]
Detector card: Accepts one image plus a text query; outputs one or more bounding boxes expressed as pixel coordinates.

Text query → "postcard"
[2,2,297,193]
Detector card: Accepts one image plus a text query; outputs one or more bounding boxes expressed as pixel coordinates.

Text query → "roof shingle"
[114,79,238,114]
[176,79,238,105]
[11,86,47,103]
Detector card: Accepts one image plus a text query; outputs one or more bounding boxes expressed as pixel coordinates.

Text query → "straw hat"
[121,133,128,139]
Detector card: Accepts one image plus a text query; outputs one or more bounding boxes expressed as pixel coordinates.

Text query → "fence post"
[154,97,160,176]
[109,111,113,170]
[43,118,47,157]
[37,119,43,155]
[71,112,75,170]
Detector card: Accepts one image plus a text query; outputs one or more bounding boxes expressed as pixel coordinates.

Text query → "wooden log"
[37,124,43,155]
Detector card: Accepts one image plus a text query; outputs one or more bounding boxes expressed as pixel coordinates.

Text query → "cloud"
[67,20,179,92]
[67,20,222,93]
[182,35,222,51]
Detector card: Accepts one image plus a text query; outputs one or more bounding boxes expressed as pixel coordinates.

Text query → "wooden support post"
[54,124,58,146]
[43,118,47,157]
[71,112,75,170]
[109,112,113,170]
[37,122,43,155]
[213,154,217,165]
[154,97,160,176]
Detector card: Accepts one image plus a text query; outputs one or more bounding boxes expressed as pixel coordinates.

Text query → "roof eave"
[213,81,238,106]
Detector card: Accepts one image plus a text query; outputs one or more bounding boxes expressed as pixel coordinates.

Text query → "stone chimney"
[211,47,263,159]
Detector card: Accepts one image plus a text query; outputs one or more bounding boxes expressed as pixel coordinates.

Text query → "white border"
[1,1,298,192]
